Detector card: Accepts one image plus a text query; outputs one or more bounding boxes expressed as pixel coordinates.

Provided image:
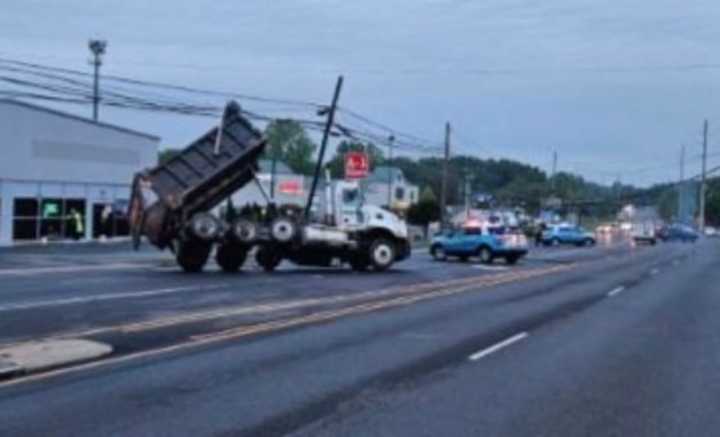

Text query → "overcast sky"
[2,0,719,186]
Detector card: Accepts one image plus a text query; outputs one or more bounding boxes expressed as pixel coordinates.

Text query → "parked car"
[430,225,528,264]
[542,225,596,247]
[658,224,699,243]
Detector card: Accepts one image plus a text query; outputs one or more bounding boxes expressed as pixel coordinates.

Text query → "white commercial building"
[0,100,160,245]
[230,159,306,208]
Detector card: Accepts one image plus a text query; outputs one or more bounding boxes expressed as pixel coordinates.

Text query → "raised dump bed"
[128,101,265,255]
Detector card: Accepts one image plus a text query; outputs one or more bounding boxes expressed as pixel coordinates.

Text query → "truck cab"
[430,223,528,265]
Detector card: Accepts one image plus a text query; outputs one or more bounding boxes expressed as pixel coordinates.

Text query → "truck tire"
[256,246,281,272]
[216,244,247,273]
[176,240,212,273]
[232,219,257,244]
[478,246,494,265]
[271,217,297,243]
[368,239,395,271]
[189,213,222,241]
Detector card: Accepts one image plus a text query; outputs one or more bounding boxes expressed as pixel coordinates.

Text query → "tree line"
[158,119,720,227]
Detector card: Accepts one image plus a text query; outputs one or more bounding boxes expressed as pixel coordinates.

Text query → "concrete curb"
[0,360,23,379]
[0,339,113,377]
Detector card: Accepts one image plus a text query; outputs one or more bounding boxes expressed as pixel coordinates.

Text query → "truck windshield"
[342,188,360,205]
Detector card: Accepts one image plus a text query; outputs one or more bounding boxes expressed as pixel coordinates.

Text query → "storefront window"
[40,198,64,239]
[13,198,39,240]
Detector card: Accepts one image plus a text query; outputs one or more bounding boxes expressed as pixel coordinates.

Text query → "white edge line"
[468,332,529,361]
[607,286,626,297]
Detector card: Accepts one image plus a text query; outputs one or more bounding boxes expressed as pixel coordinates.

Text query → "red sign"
[278,180,303,196]
[345,152,369,179]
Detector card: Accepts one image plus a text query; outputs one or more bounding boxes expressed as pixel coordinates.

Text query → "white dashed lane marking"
[468,332,529,361]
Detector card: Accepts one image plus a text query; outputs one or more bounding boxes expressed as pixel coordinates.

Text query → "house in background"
[362,166,419,213]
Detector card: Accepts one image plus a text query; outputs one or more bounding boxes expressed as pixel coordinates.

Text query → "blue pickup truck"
[430,226,529,265]
[541,225,596,247]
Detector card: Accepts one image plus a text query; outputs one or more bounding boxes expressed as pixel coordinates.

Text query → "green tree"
[420,186,437,203]
[158,148,181,165]
[657,189,678,221]
[406,197,441,227]
[326,140,385,179]
[264,120,317,175]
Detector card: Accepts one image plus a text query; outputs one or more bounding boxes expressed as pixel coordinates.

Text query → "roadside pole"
[700,120,708,232]
[270,142,278,200]
[387,135,395,208]
[304,76,344,221]
[678,145,685,220]
[464,172,471,218]
[551,150,557,193]
[441,122,451,228]
[88,39,107,122]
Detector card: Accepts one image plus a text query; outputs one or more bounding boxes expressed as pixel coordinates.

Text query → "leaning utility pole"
[387,135,395,208]
[304,75,343,221]
[551,150,558,192]
[441,122,451,227]
[88,39,107,122]
[699,119,709,231]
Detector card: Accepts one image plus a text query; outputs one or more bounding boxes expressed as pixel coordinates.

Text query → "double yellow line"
[0,264,573,388]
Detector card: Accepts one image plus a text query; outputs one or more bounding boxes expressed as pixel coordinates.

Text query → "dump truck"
[128,101,410,273]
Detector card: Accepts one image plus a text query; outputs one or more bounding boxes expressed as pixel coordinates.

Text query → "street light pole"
[88,39,107,122]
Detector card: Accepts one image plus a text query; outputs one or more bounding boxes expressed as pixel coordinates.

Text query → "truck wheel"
[430,245,447,261]
[232,219,257,244]
[271,217,296,243]
[176,240,212,273]
[216,244,247,273]
[478,246,494,265]
[256,247,281,272]
[369,239,395,272]
[551,237,560,246]
[189,213,222,241]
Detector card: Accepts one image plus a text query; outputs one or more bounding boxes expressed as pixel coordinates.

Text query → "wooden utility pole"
[678,145,686,220]
[699,120,709,231]
[680,144,686,181]
[304,76,343,220]
[387,135,395,208]
[441,122,451,227]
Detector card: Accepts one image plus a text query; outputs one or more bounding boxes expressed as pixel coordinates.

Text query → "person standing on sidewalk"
[70,209,84,240]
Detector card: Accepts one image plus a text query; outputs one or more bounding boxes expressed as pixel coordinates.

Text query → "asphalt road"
[0,237,716,436]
